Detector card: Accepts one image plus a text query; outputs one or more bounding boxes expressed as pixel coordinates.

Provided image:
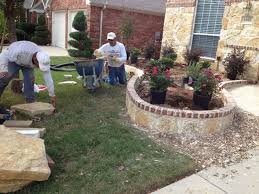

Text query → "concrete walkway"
[229,85,259,116]
[2,45,68,56]
[152,149,259,194]
[152,84,259,194]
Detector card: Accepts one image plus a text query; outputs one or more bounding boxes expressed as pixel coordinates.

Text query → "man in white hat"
[0,41,56,107]
[94,32,127,85]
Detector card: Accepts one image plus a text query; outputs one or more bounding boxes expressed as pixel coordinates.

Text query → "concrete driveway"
[2,45,68,57]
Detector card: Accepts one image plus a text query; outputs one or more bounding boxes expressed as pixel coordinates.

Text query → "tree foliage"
[68,11,92,58]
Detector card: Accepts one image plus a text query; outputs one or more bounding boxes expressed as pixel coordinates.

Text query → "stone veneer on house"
[217,1,259,80]
[125,66,257,134]
[162,0,195,62]
[162,0,259,80]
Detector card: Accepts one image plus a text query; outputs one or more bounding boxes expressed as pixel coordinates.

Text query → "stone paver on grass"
[11,102,55,117]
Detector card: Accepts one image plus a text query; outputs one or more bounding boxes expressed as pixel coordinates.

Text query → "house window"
[191,0,225,58]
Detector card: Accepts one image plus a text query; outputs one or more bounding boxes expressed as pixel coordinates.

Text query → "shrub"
[130,47,141,64]
[186,62,203,80]
[16,22,36,40]
[161,45,177,61]
[184,48,202,65]
[120,17,134,46]
[68,11,92,58]
[16,29,29,41]
[143,41,155,60]
[223,49,250,80]
[31,15,49,45]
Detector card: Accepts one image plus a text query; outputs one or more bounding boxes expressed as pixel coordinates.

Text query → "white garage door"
[52,12,66,48]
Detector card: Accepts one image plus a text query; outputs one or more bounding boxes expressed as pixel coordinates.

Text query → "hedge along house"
[48,0,166,50]
[162,0,259,80]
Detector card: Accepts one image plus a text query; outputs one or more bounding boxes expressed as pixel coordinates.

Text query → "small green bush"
[161,45,177,61]
[130,47,141,64]
[16,29,29,41]
[16,22,36,40]
[143,41,155,60]
[31,15,49,45]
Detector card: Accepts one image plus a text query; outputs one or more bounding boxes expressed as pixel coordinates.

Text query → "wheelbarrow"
[74,59,105,90]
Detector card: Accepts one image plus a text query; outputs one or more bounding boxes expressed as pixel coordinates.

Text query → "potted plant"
[185,61,211,86]
[144,58,174,104]
[191,68,219,110]
[130,47,141,64]
[223,49,249,80]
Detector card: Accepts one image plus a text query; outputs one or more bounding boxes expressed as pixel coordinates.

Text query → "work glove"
[94,49,101,58]
[111,56,119,62]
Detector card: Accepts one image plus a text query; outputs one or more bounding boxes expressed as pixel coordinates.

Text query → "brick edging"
[126,66,259,119]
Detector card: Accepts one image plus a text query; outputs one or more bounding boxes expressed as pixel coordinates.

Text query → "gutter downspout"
[99,1,107,47]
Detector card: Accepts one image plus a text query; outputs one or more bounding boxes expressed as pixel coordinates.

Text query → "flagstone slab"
[11,102,55,117]
[3,120,33,128]
[0,127,51,182]
[0,179,31,193]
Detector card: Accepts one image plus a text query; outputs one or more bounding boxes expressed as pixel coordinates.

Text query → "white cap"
[36,51,50,72]
[107,32,116,40]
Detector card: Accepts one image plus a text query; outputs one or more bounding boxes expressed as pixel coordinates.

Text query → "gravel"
[136,108,259,169]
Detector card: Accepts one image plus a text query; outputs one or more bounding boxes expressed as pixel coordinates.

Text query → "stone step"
[11,102,55,117]
[3,120,33,128]
[0,127,50,193]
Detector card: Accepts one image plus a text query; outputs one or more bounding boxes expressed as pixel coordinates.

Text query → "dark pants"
[108,64,126,85]
[0,62,35,102]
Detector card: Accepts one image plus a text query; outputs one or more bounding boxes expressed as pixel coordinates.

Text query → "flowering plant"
[192,68,220,96]
[144,58,174,92]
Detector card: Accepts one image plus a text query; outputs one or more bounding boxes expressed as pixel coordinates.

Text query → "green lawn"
[2,57,197,194]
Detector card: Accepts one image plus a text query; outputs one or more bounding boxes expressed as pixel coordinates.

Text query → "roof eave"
[89,3,165,16]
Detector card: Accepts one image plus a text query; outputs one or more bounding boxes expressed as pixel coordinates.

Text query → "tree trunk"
[0,20,7,52]
[5,0,17,43]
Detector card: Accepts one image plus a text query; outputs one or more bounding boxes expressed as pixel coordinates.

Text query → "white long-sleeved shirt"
[98,42,127,67]
[5,41,55,97]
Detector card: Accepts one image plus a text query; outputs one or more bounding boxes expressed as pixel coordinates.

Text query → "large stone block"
[0,126,50,193]
[3,120,33,128]
[11,102,55,117]
[0,179,31,193]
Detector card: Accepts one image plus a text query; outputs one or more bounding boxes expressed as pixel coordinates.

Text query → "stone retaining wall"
[125,66,255,134]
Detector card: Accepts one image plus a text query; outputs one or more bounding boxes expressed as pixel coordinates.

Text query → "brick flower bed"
[125,65,255,134]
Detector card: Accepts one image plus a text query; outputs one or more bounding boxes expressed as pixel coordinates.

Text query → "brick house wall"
[89,6,164,49]
[49,0,164,50]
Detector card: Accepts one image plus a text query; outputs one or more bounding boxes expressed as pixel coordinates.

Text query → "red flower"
[152,66,158,76]
[165,68,171,79]
[207,68,213,78]
[215,74,222,82]
[144,67,150,75]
